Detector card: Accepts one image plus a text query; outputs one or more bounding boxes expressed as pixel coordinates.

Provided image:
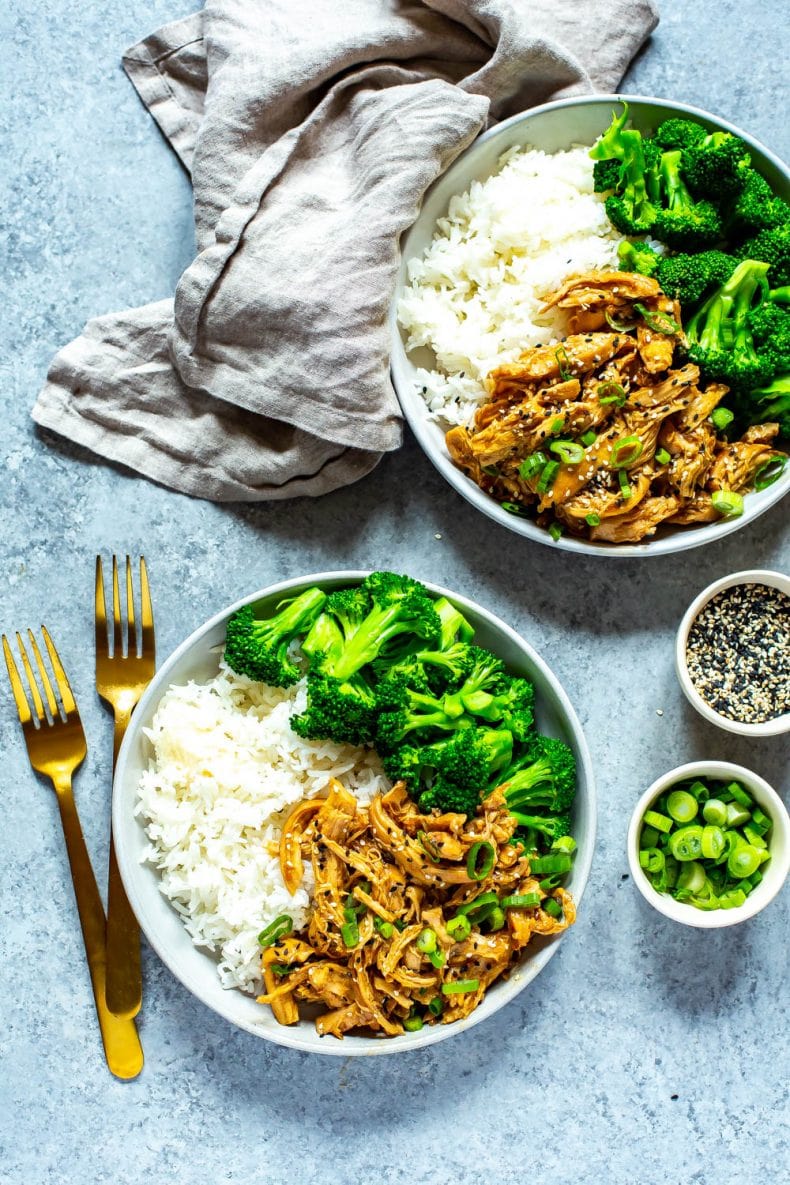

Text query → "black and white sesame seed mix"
[685,584,790,724]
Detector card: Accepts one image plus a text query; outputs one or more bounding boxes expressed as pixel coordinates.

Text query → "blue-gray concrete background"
[1,4,787,1183]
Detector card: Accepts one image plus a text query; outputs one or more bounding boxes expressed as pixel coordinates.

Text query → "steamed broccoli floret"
[737,224,790,287]
[748,299,790,374]
[224,587,326,687]
[290,669,377,745]
[440,645,507,718]
[590,106,657,234]
[374,671,471,750]
[652,150,723,250]
[511,811,573,850]
[653,118,707,152]
[680,131,752,198]
[414,728,514,817]
[742,374,790,438]
[655,250,737,310]
[618,239,660,278]
[593,158,622,193]
[373,641,475,695]
[500,736,576,813]
[686,259,774,394]
[726,170,790,239]
[453,673,535,742]
[434,596,475,648]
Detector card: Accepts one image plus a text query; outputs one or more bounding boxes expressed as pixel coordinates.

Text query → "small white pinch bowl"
[627,760,789,928]
[675,569,790,737]
[113,571,595,1055]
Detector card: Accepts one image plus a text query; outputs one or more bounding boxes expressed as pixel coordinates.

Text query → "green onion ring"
[446,915,472,942]
[711,490,744,518]
[605,310,637,332]
[501,892,542,908]
[754,456,787,491]
[340,920,360,948]
[550,439,585,465]
[610,435,643,468]
[441,979,480,995]
[597,381,627,407]
[536,460,560,494]
[257,914,294,948]
[555,344,573,380]
[417,829,442,863]
[466,840,496,881]
[634,302,680,334]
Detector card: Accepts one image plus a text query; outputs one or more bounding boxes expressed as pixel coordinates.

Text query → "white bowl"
[390,94,790,557]
[675,569,790,736]
[627,761,789,928]
[113,571,595,1056]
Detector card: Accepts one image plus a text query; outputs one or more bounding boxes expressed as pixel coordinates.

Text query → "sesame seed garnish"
[685,584,790,724]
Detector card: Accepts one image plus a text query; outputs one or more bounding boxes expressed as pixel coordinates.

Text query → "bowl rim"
[113,570,596,1055]
[675,569,790,737]
[390,91,790,559]
[626,760,790,928]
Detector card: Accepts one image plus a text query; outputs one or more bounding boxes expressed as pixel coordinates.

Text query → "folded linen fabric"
[32,0,658,502]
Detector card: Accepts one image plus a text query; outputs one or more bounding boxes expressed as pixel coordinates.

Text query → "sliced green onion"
[644,809,673,834]
[484,907,506,932]
[727,843,761,879]
[417,830,442,863]
[555,345,572,380]
[466,840,495,881]
[701,825,725,860]
[655,447,671,465]
[428,948,447,968]
[667,790,698,824]
[718,888,747,910]
[727,782,753,808]
[750,808,772,833]
[441,979,480,995]
[519,451,549,479]
[605,310,637,332]
[501,501,529,516]
[618,470,632,499]
[611,435,643,468]
[676,860,705,893]
[550,415,566,433]
[416,928,437,955]
[550,440,585,465]
[743,824,767,850]
[501,892,542,909]
[640,825,660,850]
[454,891,498,918]
[536,460,561,494]
[403,1011,424,1032]
[597,381,627,407]
[552,835,577,854]
[689,780,710,802]
[446,915,472,942]
[645,848,665,874]
[754,456,786,491]
[340,920,360,948]
[711,490,744,518]
[374,918,395,939]
[585,513,601,527]
[428,996,444,1017]
[580,430,597,447]
[726,802,751,828]
[543,897,563,919]
[634,302,680,334]
[258,914,294,948]
[528,854,573,875]
[711,407,734,431]
[549,522,564,542]
[668,825,704,862]
[270,963,295,977]
[702,798,728,827]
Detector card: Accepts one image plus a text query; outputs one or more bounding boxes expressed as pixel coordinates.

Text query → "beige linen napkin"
[33,0,658,502]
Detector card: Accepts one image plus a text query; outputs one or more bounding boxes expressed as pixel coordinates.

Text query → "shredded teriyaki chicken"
[445,270,786,544]
[257,779,574,1039]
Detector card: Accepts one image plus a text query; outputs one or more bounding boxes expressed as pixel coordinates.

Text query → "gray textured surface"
[1,3,788,1183]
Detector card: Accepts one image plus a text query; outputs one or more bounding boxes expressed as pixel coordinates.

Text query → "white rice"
[397,144,629,427]
[136,661,390,994]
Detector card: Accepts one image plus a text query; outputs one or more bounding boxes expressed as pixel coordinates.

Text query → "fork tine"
[95,556,109,658]
[139,556,154,656]
[2,634,33,725]
[28,630,59,719]
[42,625,78,716]
[112,555,123,656]
[16,633,46,722]
[125,555,138,657]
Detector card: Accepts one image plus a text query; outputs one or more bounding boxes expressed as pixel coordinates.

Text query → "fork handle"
[105,708,142,1019]
[55,780,144,1079]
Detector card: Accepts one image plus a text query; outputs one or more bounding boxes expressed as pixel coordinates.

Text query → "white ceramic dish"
[390,94,790,557]
[113,571,595,1056]
[675,569,790,737]
[627,761,789,928]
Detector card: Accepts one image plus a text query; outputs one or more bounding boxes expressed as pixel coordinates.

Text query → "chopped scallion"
[441,979,480,995]
[711,490,744,518]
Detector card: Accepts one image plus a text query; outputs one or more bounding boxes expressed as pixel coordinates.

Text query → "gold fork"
[95,556,155,1019]
[2,627,143,1079]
